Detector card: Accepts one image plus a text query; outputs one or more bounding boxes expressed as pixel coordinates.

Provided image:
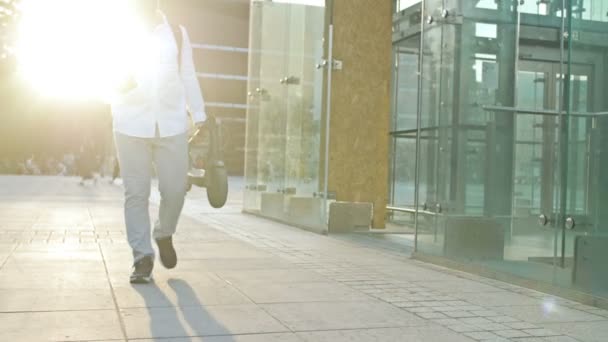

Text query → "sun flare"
[16,0,147,101]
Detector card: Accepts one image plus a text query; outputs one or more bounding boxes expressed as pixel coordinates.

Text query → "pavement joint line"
[56,339,126,342]
[0,242,19,270]
[90,207,130,342]
[0,308,118,314]
[284,323,437,334]
[128,329,296,340]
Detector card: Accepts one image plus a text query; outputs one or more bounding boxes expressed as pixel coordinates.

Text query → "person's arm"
[179,26,207,126]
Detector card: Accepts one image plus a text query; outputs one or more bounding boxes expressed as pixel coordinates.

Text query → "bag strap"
[171,24,183,71]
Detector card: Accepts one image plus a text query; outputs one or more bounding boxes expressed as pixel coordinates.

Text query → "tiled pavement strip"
[0,176,607,341]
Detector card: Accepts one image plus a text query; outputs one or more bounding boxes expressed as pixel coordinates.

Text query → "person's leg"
[114,132,155,263]
[152,132,189,269]
[152,132,189,240]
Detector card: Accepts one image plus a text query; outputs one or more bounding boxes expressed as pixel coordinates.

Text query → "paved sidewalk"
[0,176,607,342]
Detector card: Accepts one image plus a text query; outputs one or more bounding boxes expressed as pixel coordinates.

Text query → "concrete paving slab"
[0,310,123,341]
[114,279,253,308]
[130,333,302,341]
[214,269,328,285]
[121,305,289,339]
[0,288,115,312]
[415,279,506,294]
[296,326,475,342]
[494,304,606,323]
[540,321,608,342]
[262,301,427,331]
[452,290,549,307]
[230,281,371,304]
[0,267,111,289]
[177,242,274,260]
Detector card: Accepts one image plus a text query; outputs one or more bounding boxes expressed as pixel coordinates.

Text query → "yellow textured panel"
[328,0,392,228]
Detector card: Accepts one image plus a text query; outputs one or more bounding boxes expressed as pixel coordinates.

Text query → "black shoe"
[156,236,177,269]
[130,256,154,284]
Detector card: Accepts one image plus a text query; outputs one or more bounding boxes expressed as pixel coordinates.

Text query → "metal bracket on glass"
[565,217,576,230]
[254,88,270,101]
[538,214,550,227]
[316,59,343,71]
[426,7,462,25]
[279,76,301,85]
[313,191,336,200]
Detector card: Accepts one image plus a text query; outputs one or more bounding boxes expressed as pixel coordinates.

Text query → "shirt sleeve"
[179,25,207,124]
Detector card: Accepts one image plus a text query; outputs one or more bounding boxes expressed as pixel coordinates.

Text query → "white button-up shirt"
[111,16,206,138]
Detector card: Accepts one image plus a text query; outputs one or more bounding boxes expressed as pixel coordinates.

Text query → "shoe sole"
[130,275,153,284]
[156,240,177,269]
[159,257,177,269]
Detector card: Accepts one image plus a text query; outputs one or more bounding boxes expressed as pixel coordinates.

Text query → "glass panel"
[390,136,417,209]
[244,0,327,230]
[516,2,608,21]
[570,0,608,22]
[388,35,420,224]
[561,0,608,299]
[282,3,326,228]
[395,0,421,12]
[244,3,264,211]
[243,1,293,218]
[513,68,548,220]
[393,41,420,132]
[415,0,452,254]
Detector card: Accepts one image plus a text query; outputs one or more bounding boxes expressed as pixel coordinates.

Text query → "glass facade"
[391,0,608,301]
[244,1,329,231]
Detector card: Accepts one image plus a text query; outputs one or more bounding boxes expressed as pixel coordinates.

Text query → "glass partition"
[391,0,608,302]
[244,0,328,231]
[562,0,608,298]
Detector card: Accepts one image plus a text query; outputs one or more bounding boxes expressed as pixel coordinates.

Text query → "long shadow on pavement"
[132,280,236,341]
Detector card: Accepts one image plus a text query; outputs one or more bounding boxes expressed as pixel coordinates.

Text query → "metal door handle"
[538,214,549,227]
[565,217,576,230]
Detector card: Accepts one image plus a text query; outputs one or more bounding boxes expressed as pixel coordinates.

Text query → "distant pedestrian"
[77,141,98,185]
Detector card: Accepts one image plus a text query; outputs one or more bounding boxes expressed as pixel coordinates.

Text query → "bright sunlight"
[16,0,148,101]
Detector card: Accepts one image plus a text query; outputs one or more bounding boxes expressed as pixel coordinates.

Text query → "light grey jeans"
[114,131,189,262]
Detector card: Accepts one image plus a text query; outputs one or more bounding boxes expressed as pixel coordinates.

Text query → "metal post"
[322,24,333,233]
[413,1,426,252]
[558,0,573,269]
